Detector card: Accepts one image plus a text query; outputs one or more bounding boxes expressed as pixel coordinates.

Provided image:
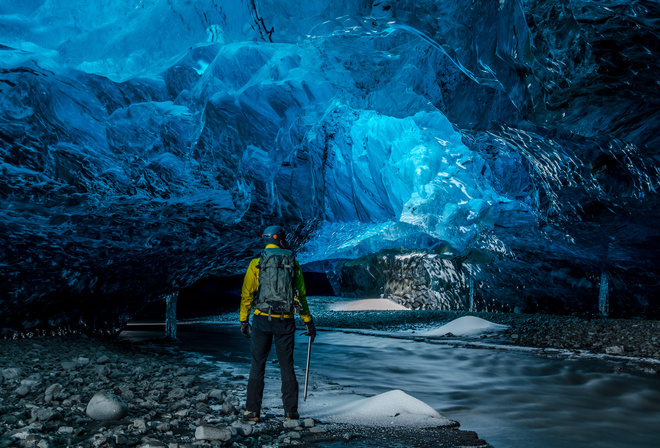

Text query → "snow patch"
[423,316,508,336]
[312,389,454,427]
[331,299,409,311]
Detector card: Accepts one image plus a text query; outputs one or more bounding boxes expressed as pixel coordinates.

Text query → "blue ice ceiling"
[1,0,659,333]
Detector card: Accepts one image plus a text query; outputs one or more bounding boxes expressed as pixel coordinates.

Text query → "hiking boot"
[243,410,260,422]
[284,411,300,421]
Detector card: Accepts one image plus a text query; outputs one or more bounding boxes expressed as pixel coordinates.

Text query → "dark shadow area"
[133,270,336,321]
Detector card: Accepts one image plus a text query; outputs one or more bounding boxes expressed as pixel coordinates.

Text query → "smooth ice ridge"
[422,316,509,337]
[311,389,454,428]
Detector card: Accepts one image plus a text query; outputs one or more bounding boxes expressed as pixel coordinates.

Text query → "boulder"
[86,392,129,421]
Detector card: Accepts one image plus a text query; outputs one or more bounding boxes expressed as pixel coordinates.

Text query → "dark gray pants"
[246,314,299,415]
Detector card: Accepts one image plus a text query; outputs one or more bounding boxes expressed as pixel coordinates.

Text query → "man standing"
[239,225,316,422]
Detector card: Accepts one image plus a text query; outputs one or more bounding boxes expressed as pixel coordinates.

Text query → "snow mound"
[331,299,409,311]
[423,316,509,337]
[315,390,454,427]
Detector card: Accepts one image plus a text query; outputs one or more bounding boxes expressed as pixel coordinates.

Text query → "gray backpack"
[255,248,297,315]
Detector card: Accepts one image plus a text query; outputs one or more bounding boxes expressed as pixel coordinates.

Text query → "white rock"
[133,419,148,430]
[605,345,625,355]
[8,427,32,440]
[303,418,315,428]
[194,425,232,441]
[92,436,108,447]
[86,391,129,421]
[283,419,301,429]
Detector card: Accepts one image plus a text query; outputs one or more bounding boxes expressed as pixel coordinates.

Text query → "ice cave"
[1,0,659,335]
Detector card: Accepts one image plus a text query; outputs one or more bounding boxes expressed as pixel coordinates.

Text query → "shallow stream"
[122,320,660,448]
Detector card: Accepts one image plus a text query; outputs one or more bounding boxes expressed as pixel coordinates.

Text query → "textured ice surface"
[1,0,659,333]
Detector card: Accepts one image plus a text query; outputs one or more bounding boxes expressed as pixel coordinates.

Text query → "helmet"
[262,225,286,248]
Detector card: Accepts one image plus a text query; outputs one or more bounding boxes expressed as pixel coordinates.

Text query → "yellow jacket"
[240,244,312,322]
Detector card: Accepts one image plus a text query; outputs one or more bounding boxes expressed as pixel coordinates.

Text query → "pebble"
[3,367,24,381]
[303,417,315,428]
[286,431,302,439]
[61,361,77,370]
[605,345,625,355]
[45,383,63,397]
[283,419,301,429]
[231,420,253,436]
[194,425,232,441]
[15,384,30,397]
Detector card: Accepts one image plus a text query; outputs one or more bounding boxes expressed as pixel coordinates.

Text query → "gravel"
[0,334,490,448]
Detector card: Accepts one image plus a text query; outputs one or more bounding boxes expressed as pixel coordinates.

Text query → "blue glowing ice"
[1,0,659,333]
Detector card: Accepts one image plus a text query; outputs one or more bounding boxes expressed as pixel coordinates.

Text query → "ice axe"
[303,334,312,401]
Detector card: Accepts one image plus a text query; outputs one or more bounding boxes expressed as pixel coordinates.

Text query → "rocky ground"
[0,334,490,448]
[3,306,658,448]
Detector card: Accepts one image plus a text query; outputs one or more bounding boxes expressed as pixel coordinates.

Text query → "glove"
[240,321,252,338]
[305,320,316,343]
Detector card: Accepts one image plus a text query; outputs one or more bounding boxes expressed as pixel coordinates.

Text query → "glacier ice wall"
[1,0,659,334]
